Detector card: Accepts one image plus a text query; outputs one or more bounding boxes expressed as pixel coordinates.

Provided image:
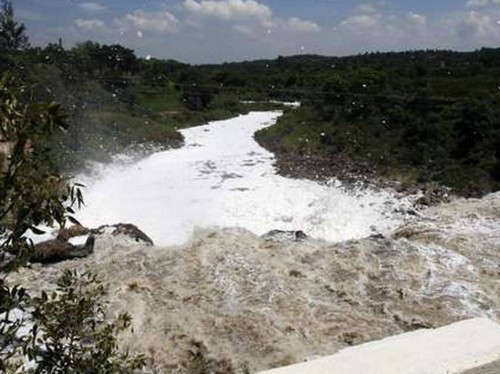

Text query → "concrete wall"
[257,319,500,374]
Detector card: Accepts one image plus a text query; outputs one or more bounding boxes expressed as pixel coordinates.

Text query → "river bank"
[254,128,452,207]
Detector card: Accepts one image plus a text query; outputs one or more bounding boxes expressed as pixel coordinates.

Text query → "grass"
[131,83,186,113]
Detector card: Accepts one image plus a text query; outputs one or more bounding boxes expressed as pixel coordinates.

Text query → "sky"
[13,0,500,63]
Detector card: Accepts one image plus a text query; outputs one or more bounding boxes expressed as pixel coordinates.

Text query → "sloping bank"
[7,191,500,373]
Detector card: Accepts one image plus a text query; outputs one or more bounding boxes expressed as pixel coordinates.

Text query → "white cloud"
[115,10,179,34]
[78,2,107,13]
[74,18,105,30]
[466,0,500,8]
[452,10,500,43]
[356,4,378,14]
[233,24,253,35]
[326,6,500,56]
[286,17,321,33]
[183,0,319,36]
[466,0,489,7]
[339,14,379,30]
[183,0,272,21]
[45,0,500,63]
[407,12,427,26]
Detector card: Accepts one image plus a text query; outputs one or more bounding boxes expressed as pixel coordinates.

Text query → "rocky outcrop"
[57,225,91,241]
[91,223,154,246]
[22,223,153,264]
[32,235,94,264]
[414,184,451,207]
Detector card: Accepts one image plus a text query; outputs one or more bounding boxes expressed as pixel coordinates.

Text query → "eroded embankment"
[7,192,500,373]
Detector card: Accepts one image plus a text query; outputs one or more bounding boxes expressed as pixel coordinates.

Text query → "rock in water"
[262,230,308,242]
[57,225,90,241]
[33,235,94,264]
[92,223,154,246]
[28,223,152,263]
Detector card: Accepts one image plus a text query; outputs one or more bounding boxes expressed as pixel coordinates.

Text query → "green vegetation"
[0,54,239,170]
[0,76,82,260]
[0,7,144,370]
[1,269,146,373]
[0,76,143,373]
[247,53,500,196]
[0,0,29,52]
[1,1,499,370]
[0,33,260,171]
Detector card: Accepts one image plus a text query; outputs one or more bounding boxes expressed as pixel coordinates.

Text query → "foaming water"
[77,111,412,246]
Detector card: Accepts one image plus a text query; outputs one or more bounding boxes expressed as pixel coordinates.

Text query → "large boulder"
[32,235,95,264]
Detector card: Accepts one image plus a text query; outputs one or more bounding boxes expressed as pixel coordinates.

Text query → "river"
[77,111,412,246]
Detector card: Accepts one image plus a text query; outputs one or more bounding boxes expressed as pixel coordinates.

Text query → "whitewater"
[77,111,412,246]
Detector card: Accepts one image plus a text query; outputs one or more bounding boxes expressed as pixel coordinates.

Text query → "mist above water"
[77,111,412,246]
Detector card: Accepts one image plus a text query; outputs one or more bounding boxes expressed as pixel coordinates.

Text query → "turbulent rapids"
[7,112,500,372]
[76,111,413,246]
[10,191,500,372]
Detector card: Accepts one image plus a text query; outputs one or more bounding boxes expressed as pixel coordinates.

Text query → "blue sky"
[13,0,500,63]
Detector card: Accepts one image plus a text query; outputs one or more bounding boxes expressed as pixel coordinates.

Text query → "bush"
[1,270,146,373]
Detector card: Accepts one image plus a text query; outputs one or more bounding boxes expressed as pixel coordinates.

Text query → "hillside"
[1,44,272,172]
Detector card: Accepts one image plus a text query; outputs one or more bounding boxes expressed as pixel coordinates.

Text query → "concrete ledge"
[257,319,500,374]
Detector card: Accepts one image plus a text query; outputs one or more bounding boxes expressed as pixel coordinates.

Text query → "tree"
[0,0,29,52]
[0,75,82,261]
[0,77,145,373]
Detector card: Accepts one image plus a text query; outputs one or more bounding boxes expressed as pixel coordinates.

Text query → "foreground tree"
[0,78,145,373]
[0,0,29,52]
[0,75,82,261]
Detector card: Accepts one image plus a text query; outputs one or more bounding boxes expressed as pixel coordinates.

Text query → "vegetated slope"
[9,191,500,373]
[1,43,260,172]
[202,50,500,197]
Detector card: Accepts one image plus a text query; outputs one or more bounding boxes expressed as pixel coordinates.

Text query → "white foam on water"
[76,111,411,246]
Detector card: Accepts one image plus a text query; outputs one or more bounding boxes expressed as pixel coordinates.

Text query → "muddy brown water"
[6,192,500,373]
